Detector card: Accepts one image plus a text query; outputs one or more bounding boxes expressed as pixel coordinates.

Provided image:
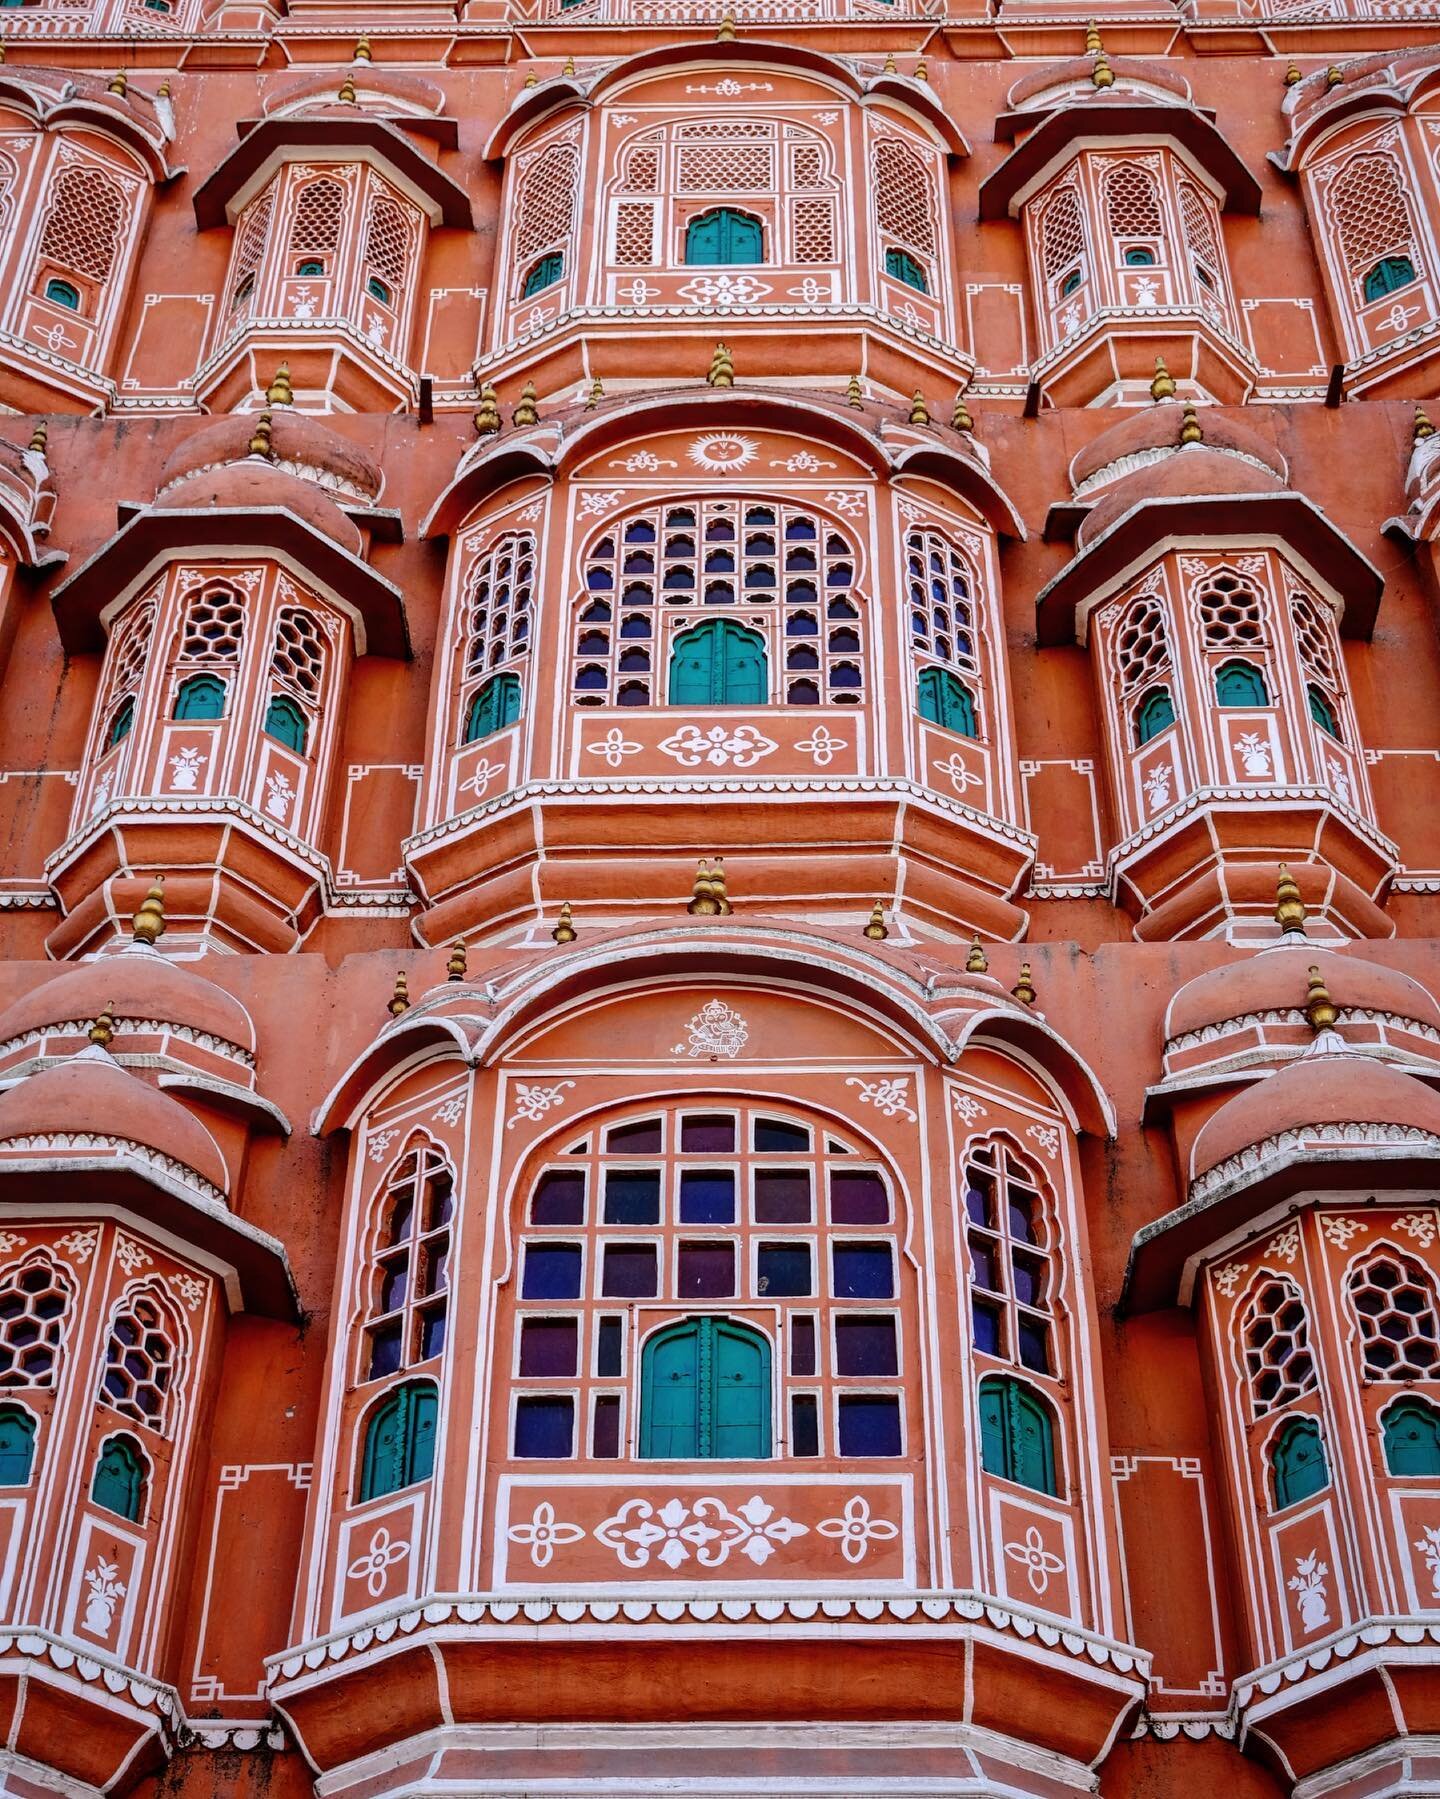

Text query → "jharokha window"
[509,1104,908,1463]
[456,532,534,745]
[907,526,983,740]
[1347,1252,1440,1382]
[98,1292,178,1433]
[572,502,863,709]
[360,1141,454,1382]
[0,1255,70,1389]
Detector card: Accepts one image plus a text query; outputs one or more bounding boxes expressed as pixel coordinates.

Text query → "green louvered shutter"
[0,1407,35,1486]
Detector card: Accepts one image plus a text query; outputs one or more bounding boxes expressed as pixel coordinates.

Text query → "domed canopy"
[0,1055,228,1193]
[0,949,256,1061]
[156,410,384,510]
[153,462,363,557]
[1166,945,1440,1047]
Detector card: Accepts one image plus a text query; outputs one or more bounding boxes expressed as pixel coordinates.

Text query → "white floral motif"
[0,1233,26,1256]
[688,434,758,474]
[1130,276,1160,307]
[432,1096,466,1127]
[169,1273,205,1311]
[578,491,625,518]
[1414,1525,1440,1598]
[846,1076,917,1122]
[54,1229,96,1264]
[1004,1525,1066,1597]
[506,1081,576,1129]
[1326,756,1353,808]
[287,285,317,320]
[346,1526,410,1600]
[595,1495,806,1569]
[1143,764,1173,812]
[507,1501,585,1569]
[658,724,777,769]
[824,490,866,519]
[614,450,676,473]
[461,759,507,801]
[263,771,294,822]
[674,999,748,1059]
[1026,1124,1061,1159]
[80,1559,127,1637]
[115,1236,151,1276]
[1236,733,1272,778]
[788,277,827,303]
[1320,1216,1368,1249]
[167,748,207,792]
[796,724,846,767]
[817,1495,901,1565]
[366,1128,399,1165]
[586,727,642,768]
[950,1091,988,1126]
[1288,1551,1331,1633]
[1060,300,1083,337]
[676,273,771,306]
[1213,1261,1247,1298]
[1398,1213,1439,1249]
[772,451,835,473]
[1377,299,1422,335]
[619,279,660,305]
[364,313,389,346]
[91,774,112,815]
[1269,1223,1300,1264]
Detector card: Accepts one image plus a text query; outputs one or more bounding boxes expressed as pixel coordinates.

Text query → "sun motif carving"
[687,434,758,474]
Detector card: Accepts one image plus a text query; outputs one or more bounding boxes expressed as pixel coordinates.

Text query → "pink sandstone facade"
[3,4,1440,1795]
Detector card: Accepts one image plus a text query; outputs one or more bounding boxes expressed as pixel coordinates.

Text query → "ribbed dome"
[152,461,363,554]
[0,949,255,1056]
[0,1055,228,1191]
[1192,1053,1440,1181]
[156,411,383,506]
[1167,945,1440,1044]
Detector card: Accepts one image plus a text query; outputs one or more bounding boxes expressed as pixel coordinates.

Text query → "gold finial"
[1179,401,1203,446]
[1305,963,1338,1033]
[158,79,171,99]
[354,32,372,59]
[552,901,577,945]
[707,341,734,388]
[883,50,897,74]
[1085,17,1102,52]
[27,420,48,457]
[387,971,410,1018]
[716,10,736,37]
[1284,61,1302,86]
[131,877,166,947]
[446,939,467,982]
[0,40,7,63]
[711,856,733,915]
[846,373,863,408]
[1011,962,1037,1006]
[562,53,576,75]
[338,73,358,103]
[1416,403,1435,443]
[1092,51,1114,89]
[88,1003,116,1050]
[863,901,888,941]
[951,389,974,433]
[266,361,293,406]
[512,380,539,427]
[473,383,501,435]
[1150,356,1176,402]
[1325,63,1343,88]
[909,390,931,426]
[247,410,273,459]
[914,56,927,81]
[966,934,988,975]
[108,69,128,97]
[1275,863,1306,938]
[585,375,603,410]
[687,859,723,917]
[524,72,538,88]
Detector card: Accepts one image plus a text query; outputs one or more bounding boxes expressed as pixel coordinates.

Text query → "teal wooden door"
[668,620,767,706]
[641,1317,771,1458]
[684,208,763,265]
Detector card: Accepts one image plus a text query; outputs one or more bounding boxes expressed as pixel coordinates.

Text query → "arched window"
[1123,247,1156,267]
[0,1257,69,1388]
[91,1434,145,1521]
[362,192,412,311]
[640,1317,772,1459]
[1384,1396,1440,1476]
[173,674,226,721]
[98,1292,177,1432]
[263,695,308,754]
[668,619,768,706]
[575,503,861,707]
[1041,185,1086,303]
[287,177,344,274]
[906,527,980,678]
[361,1141,453,1381]
[366,277,392,305]
[1271,1416,1328,1509]
[873,137,937,267]
[884,248,928,293]
[1241,1276,1316,1416]
[464,673,521,744]
[358,1379,438,1501]
[43,278,79,310]
[1348,1253,1440,1380]
[1195,569,1266,649]
[462,532,535,700]
[228,190,273,317]
[963,1140,1055,1376]
[38,165,126,289]
[1308,684,1341,740]
[978,1374,1057,1496]
[514,142,579,274]
[295,258,325,278]
[916,667,977,738]
[0,1407,34,1486]
[1134,686,1176,745]
[1102,162,1164,246]
[513,1104,904,1461]
[1363,255,1417,302]
[684,208,763,266]
[106,697,134,749]
[1214,660,1268,707]
[522,252,564,296]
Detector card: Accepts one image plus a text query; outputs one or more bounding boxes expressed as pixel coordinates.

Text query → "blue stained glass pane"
[838,1395,902,1457]
[522,1244,582,1299]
